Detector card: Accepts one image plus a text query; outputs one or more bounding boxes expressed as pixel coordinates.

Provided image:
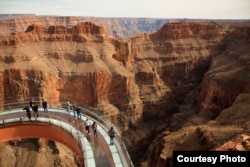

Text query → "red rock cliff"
[142,25,250,167]
[0,21,235,126]
[198,26,250,119]
[0,22,105,45]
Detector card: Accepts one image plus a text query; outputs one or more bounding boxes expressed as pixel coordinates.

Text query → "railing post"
[71,124,73,135]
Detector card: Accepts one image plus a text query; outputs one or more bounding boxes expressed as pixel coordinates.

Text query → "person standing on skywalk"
[66,99,71,113]
[108,127,116,145]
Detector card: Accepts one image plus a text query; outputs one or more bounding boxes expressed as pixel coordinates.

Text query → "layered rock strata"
[0,15,170,39]
[1,18,250,167]
[141,26,250,166]
[0,21,227,128]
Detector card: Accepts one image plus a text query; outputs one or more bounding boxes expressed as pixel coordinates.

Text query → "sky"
[0,0,249,19]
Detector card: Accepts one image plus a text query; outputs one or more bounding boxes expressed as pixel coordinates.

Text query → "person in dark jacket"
[42,99,48,113]
[76,107,82,120]
[72,103,77,118]
[23,106,31,120]
[92,121,98,138]
[32,105,39,119]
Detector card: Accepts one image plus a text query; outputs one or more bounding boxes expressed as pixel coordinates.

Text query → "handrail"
[81,108,134,167]
[0,100,134,167]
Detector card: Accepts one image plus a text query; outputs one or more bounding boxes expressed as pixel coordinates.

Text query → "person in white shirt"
[85,118,91,135]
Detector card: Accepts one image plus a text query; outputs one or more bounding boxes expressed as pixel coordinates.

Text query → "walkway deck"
[0,108,133,167]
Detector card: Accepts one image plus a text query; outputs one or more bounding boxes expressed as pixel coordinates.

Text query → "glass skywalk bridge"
[0,105,134,167]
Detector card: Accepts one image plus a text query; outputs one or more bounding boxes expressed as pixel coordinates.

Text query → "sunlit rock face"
[0,20,227,129]
[0,20,143,130]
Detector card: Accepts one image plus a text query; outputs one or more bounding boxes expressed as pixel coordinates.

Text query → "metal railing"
[80,107,134,167]
[0,99,134,167]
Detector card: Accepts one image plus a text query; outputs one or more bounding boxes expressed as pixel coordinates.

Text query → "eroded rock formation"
[0,21,228,128]
[216,134,250,151]
[0,16,250,167]
[141,25,250,167]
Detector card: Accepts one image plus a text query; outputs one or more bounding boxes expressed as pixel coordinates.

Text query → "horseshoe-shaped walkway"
[0,107,134,167]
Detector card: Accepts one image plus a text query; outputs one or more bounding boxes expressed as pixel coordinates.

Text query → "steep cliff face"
[127,22,225,121]
[141,26,250,167]
[1,21,227,123]
[0,22,105,45]
[145,94,250,167]
[198,27,250,119]
[0,21,144,129]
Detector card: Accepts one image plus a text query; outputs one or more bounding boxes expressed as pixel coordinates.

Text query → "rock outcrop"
[216,134,250,151]
[144,125,244,167]
[0,21,104,45]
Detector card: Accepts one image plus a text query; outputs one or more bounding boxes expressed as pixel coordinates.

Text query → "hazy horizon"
[0,0,250,19]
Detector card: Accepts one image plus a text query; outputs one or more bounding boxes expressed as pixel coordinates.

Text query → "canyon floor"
[0,139,78,167]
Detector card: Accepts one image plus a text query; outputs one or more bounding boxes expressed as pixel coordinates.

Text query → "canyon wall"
[0,21,228,128]
[198,26,250,119]
[0,20,145,129]
[142,26,250,167]
[0,14,171,39]
[0,15,250,167]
